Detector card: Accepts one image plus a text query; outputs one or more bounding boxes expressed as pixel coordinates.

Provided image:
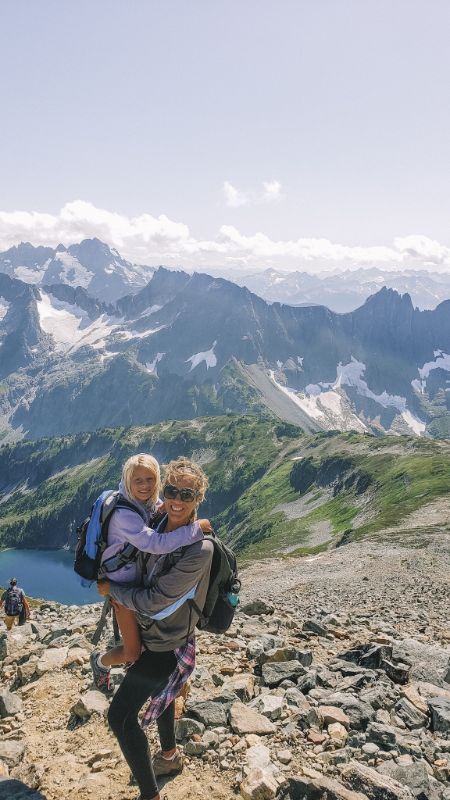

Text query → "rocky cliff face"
[1,535,450,800]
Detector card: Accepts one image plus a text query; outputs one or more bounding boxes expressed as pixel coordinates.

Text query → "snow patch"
[116,325,164,341]
[139,304,162,318]
[401,410,426,435]
[36,290,116,352]
[145,353,165,374]
[0,297,10,321]
[54,252,94,289]
[186,342,217,371]
[14,265,46,283]
[276,360,283,370]
[418,352,450,380]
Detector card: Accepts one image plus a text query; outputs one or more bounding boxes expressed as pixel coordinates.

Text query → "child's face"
[130,466,157,503]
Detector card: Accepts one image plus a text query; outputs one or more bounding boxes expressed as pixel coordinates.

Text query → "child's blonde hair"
[122,453,161,506]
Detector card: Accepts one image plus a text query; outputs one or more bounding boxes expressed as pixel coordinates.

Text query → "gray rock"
[184,740,207,756]
[394,698,427,730]
[175,717,205,740]
[377,760,438,800]
[258,646,298,665]
[284,687,311,710]
[0,741,26,768]
[303,618,329,636]
[240,600,274,616]
[35,647,68,675]
[366,722,398,749]
[392,639,450,687]
[187,700,228,728]
[342,760,415,800]
[0,691,23,719]
[428,697,450,736]
[222,673,255,702]
[287,774,368,800]
[325,693,375,730]
[381,660,410,686]
[71,690,109,719]
[248,694,284,721]
[229,701,276,735]
[261,660,306,687]
[297,669,317,693]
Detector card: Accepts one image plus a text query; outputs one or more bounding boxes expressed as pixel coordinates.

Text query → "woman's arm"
[106,539,214,618]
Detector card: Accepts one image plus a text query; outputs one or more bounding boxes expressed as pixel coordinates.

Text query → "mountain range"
[1,248,450,441]
[2,238,450,311]
[224,265,450,312]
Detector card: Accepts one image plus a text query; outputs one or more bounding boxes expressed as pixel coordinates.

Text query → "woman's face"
[130,466,157,503]
[164,475,199,529]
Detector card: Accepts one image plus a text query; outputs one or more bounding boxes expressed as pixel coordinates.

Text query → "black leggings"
[108,648,177,800]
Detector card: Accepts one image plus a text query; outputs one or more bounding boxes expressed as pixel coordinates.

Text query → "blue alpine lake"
[0,549,100,606]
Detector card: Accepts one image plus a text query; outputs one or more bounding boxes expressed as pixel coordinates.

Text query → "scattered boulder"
[428,696,450,736]
[230,701,276,735]
[342,760,415,800]
[70,690,109,720]
[0,690,23,719]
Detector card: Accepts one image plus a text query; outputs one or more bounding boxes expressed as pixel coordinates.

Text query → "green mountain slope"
[1,417,450,558]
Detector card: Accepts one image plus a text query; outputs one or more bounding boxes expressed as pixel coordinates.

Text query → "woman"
[98,457,213,800]
[91,452,208,693]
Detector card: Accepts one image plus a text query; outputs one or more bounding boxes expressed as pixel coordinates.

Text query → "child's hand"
[97,579,110,597]
[198,518,213,533]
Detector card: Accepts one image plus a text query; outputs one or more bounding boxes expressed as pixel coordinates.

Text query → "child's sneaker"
[90,649,113,694]
[152,749,184,776]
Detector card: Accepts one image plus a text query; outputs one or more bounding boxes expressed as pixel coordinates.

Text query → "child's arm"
[110,508,206,554]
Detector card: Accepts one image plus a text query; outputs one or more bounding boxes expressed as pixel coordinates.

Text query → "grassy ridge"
[1,419,450,558]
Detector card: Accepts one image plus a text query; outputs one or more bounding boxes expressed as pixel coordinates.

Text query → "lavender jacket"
[99,480,204,584]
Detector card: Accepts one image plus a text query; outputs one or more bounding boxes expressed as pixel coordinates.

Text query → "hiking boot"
[90,649,113,694]
[152,749,184,776]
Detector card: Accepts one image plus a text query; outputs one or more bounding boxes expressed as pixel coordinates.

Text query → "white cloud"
[262,180,282,203]
[223,179,283,207]
[0,199,449,274]
[223,182,249,208]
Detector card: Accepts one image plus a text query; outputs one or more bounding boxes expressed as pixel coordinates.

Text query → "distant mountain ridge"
[1,261,450,441]
[2,238,450,311]
[221,265,450,312]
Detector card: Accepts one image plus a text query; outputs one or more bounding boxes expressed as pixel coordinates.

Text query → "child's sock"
[97,653,109,670]
[162,751,178,761]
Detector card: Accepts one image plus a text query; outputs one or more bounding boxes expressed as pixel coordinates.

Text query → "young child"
[90,453,210,692]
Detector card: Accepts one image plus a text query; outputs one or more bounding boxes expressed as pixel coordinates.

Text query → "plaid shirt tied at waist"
[141,636,196,728]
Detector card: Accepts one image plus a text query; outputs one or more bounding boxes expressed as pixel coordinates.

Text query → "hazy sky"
[0,0,449,272]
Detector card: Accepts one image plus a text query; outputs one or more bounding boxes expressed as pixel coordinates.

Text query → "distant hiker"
[90,453,212,693]
[1,577,30,631]
[97,457,214,800]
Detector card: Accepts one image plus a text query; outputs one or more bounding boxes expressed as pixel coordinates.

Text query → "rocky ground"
[1,532,450,800]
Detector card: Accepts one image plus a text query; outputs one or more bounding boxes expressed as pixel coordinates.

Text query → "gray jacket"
[108,538,214,651]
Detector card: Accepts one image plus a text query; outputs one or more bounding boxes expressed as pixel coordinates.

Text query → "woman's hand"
[198,518,213,533]
[97,579,110,597]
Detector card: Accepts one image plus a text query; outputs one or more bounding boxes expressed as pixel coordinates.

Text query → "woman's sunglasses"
[163,484,198,502]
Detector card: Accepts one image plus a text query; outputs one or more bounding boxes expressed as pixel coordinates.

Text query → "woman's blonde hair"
[122,453,161,506]
[163,457,209,506]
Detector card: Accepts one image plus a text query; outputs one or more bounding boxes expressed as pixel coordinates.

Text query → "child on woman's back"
[90,453,210,692]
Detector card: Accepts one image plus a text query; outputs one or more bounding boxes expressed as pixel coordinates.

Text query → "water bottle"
[226,578,241,608]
